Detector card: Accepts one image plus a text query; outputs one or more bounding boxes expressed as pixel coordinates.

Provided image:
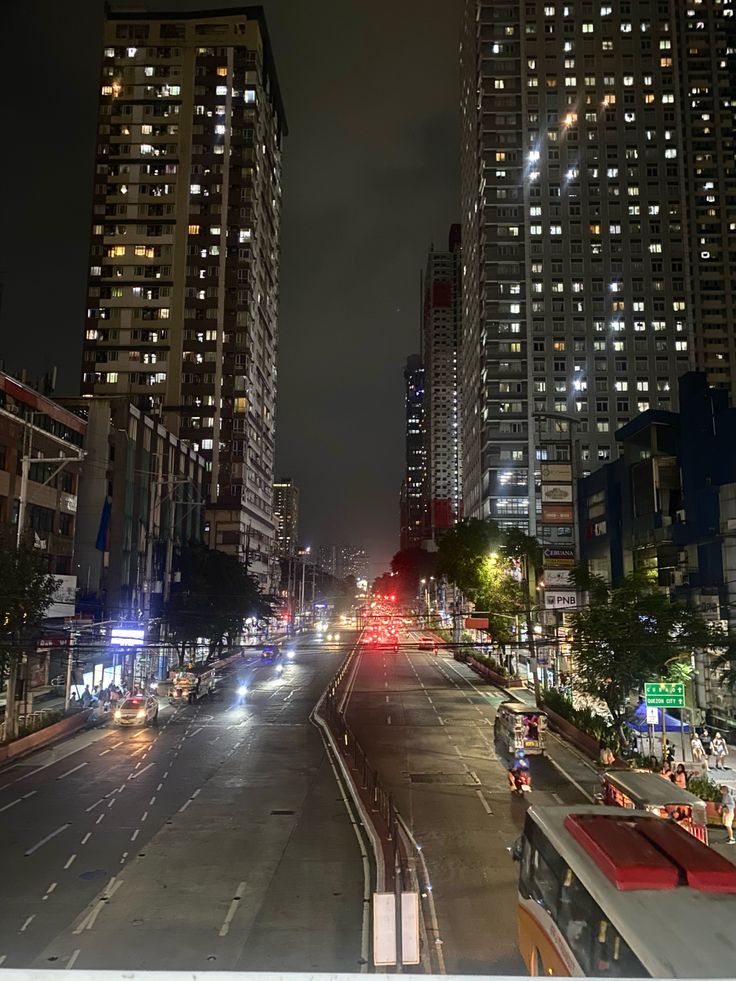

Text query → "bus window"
[558,870,594,972]
[594,918,646,978]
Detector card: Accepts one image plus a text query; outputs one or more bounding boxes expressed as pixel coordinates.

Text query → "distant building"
[272,478,299,558]
[423,224,462,542]
[317,544,368,581]
[58,397,206,623]
[79,6,286,587]
[578,372,736,723]
[401,354,427,550]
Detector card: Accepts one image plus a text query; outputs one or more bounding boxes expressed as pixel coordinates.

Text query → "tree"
[568,566,718,745]
[436,519,503,599]
[163,546,271,666]
[475,553,525,649]
[389,547,438,602]
[0,538,58,742]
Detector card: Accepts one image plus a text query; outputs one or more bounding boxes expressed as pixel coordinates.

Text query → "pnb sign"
[544,590,578,611]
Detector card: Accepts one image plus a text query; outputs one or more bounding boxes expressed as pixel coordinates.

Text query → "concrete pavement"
[343,631,590,975]
[0,633,367,973]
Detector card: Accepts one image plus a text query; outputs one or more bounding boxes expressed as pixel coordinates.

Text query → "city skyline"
[0,0,461,576]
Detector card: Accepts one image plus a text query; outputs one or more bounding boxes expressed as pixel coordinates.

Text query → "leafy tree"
[164,546,271,665]
[568,565,718,745]
[436,519,503,598]
[0,538,58,742]
[389,547,438,601]
[475,554,525,648]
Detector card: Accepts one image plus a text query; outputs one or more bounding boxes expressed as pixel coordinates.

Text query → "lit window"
[188,224,200,234]
[216,85,228,95]
[244,90,256,103]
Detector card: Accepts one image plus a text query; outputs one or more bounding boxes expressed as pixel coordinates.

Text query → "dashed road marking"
[57,762,88,780]
[25,824,70,856]
[80,833,91,845]
[476,789,493,815]
[19,915,35,932]
[66,949,81,970]
[64,854,77,870]
[130,829,140,842]
[218,881,247,937]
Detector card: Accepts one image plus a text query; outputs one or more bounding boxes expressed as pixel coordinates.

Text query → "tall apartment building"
[400,354,427,549]
[460,0,735,542]
[81,6,286,588]
[317,544,368,581]
[272,477,298,558]
[423,224,463,543]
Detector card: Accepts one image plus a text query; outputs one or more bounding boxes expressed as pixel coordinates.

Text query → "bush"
[469,650,510,679]
[18,708,64,739]
[687,775,722,803]
[542,687,619,753]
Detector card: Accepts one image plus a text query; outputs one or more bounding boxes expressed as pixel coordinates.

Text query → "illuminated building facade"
[460,0,734,543]
[80,6,286,587]
[401,354,427,549]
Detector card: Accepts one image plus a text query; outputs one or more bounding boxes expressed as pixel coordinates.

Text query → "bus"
[512,805,736,977]
[598,769,708,843]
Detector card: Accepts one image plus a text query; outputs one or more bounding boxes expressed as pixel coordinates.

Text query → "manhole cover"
[270,809,295,815]
[79,868,107,880]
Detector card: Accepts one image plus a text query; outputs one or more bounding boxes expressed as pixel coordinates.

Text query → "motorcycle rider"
[508,748,531,793]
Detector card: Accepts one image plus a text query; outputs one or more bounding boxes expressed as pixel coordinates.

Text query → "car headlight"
[276,663,283,674]
[287,649,295,659]
[238,685,248,696]
[114,709,121,720]
[136,708,146,719]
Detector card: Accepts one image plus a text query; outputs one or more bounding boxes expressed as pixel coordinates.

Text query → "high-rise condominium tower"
[272,478,298,558]
[81,6,286,586]
[460,0,735,543]
[423,224,463,543]
[401,354,427,550]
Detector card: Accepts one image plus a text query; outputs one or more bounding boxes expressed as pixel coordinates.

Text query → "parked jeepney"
[494,700,547,755]
[598,768,708,843]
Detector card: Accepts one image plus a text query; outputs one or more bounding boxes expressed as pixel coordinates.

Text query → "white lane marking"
[57,762,88,780]
[552,792,563,804]
[545,753,593,802]
[128,762,155,780]
[218,880,247,936]
[179,799,192,813]
[141,811,148,822]
[85,797,106,813]
[95,813,105,825]
[107,798,116,809]
[476,789,493,815]
[189,726,204,737]
[81,833,91,845]
[130,829,139,842]
[120,851,128,865]
[0,798,21,813]
[81,878,123,932]
[453,745,462,756]
[111,741,124,749]
[191,788,201,798]
[64,854,77,869]
[156,783,163,792]
[128,745,148,758]
[46,882,57,895]
[385,695,389,703]
[98,749,112,756]
[0,955,6,966]
[468,770,481,785]
[25,823,70,856]
[162,770,169,779]
[438,716,445,726]
[66,950,81,970]
[387,715,392,725]
[149,796,156,806]
[22,791,36,800]
[19,915,35,932]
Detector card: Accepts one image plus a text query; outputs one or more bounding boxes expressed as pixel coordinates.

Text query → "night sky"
[0,0,461,578]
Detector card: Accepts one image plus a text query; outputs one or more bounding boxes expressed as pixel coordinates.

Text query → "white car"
[114,694,159,727]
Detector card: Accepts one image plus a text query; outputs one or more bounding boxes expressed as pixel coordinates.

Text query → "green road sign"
[644,681,685,708]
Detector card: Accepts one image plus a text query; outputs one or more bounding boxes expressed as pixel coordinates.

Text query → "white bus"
[512,804,736,977]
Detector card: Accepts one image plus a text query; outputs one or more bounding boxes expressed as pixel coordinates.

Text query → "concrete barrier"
[541,702,601,761]
[0,709,94,764]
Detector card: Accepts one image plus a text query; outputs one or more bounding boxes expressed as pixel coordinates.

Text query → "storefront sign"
[541,504,574,524]
[541,484,573,503]
[541,463,573,483]
[544,590,579,610]
[544,568,572,587]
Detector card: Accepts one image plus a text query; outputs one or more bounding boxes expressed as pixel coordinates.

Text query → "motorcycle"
[509,767,532,794]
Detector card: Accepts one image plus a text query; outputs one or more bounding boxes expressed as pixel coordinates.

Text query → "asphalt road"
[343,630,589,976]
[0,632,366,973]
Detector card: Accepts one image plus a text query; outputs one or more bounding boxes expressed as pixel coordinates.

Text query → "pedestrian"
[701,727,713,761]
[665,740,676,765]
[81,684,92,707]
[674,763,688,789]
[721,785,736,844]
[712,732,729,769]
[691,732,706,764]
[599,741,615,767]
[110,686,120,710]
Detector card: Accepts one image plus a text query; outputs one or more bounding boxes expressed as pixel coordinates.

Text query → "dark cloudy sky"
[0,0,461,578]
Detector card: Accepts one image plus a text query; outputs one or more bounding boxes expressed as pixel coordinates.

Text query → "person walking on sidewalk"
[691,732,706,765]
[721,785,735,844]
[712,732,729,769]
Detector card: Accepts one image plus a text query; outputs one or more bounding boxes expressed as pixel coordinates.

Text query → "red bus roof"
[564,813,736,893]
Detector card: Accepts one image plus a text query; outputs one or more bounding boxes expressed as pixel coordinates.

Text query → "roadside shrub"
[687,775,722,803]
[542,687,619,753]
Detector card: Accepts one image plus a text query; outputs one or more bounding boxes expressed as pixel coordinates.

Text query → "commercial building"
[272,477,298,558]
[58,397,206,623]
[578,372,736,722]
[80,6,286,588]
[422,224,462,543]
[0,372,84,579]
[459,0,735,538]
[401,354,427,550]
[0,372,85,701]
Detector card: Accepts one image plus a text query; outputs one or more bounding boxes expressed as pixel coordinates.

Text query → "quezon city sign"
[644,681,685,708]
